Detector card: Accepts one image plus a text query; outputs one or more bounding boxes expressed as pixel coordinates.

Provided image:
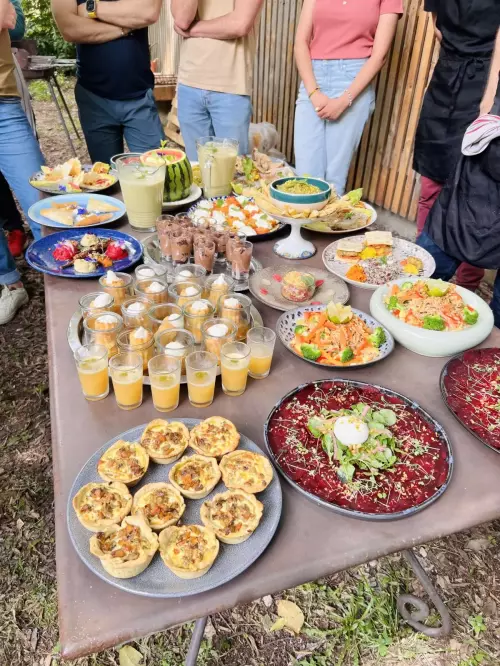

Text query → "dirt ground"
[1,79,499,666]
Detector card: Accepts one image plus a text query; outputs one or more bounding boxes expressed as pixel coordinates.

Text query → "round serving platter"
[66,305,264,386]
[142,233,263,293]
[264,379,453,521]
[67,419,282,598]
[276,305,394,369]
[28,193,126,230]
[322,236,436,290]
[440,347,500,455]
[248,264,349,312]
[29,164,118,194]
[303,202,377,234]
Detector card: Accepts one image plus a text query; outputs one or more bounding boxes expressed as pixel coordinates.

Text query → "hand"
[317,93,350,121]
[174,22,191,37]
[310,90,329,114]
[1,2,16,30]
[479,87,496,116]
[434,26,442,43]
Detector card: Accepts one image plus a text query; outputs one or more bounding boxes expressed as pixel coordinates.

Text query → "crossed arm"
[171,0,263,40]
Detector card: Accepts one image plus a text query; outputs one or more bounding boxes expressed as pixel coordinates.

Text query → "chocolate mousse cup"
[194,239,216,273]
[170,230,192,265]
[226,232,247,268]
[156,215,178,261]
[174,214,194,229]
[231,241,253,281]
[213,231,229,263]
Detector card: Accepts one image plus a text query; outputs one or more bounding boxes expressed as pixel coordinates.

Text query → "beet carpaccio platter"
[441,348,500,453]
[265,380,452,519]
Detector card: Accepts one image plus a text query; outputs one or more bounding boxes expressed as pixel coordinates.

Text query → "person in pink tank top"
[294,0,402,195]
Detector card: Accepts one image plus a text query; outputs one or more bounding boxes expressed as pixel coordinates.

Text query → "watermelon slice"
[141,147,193,203]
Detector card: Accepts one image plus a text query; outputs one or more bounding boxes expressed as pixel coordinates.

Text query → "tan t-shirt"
[177,0,258,97]
[0,30,19,98]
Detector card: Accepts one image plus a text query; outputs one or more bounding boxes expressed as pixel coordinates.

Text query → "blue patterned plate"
[25,229,142,279]
[276,304,395,368]
[28,193,126,229]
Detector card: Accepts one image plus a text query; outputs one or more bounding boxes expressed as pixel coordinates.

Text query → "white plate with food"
[304,201,377,234]
[29,158,117,194]
[322,231,436,290]
[28,193,126,229]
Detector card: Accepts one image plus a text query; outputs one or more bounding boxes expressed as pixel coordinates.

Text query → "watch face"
[86,0,96,12]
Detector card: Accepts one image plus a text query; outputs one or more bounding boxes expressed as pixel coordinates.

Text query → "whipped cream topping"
[132,326,150,340]
[167,313,181,321]
[164,341,185,357]
[137,267,155,278]
[224,297,240,308]
[178,270,193,278]
[96,314,116,325]
[189,300,209,313]
[146,281,165,293]
[183,286,198,297]
[90,293,112,308]
[212,274,227,286]
[127,302,146,314]
[207,323,229,337]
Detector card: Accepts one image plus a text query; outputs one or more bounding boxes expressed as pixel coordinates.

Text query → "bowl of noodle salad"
[370,278,494,357]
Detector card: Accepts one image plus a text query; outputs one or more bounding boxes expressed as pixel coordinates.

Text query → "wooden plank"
[154,85,176,102]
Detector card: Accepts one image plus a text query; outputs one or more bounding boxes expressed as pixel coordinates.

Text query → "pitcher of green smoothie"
[196,137,239,198]
[116,155,166,232]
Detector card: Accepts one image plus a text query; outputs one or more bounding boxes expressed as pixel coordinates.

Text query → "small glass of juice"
[247,327,276,379]
[185,351,218,408]
[148,355,182,413]
[74,344,109,401]
[109,352,143,410]
[221,342,250,397]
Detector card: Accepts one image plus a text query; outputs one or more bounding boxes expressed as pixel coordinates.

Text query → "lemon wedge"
[425,279,449,297]
[326,302,353,324]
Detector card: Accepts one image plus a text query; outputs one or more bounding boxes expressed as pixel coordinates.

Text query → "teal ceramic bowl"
[270,177,331,213]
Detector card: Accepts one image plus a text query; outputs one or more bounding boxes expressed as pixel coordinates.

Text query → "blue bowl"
[270,177,331,211]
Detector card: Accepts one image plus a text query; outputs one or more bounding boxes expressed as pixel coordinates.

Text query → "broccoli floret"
[300,344,322,361]
[369,327,386,348]
[401,282,413,291]
[294,324,309,336]
[340,347,354,363]
[423,315,446,331]
[463,306,479,325]
[387,296,400,311]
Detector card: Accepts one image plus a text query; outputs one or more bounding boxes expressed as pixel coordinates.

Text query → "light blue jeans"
[177,84,252,161]
[0,99,45,284]
[294,59,375,195]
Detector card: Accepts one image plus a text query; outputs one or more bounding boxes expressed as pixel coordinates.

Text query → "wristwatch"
[86,0,98,19]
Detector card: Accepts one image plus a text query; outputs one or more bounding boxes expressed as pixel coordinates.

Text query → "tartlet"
[189,416,240,457]
[168,454,221,499]
[97,440,149,487]
[89,514,159,579]
[140,419,190,465]
[131,482,185,531]
[219,450,274,494]
[159,524,219,579]
[200,489,264,544]
[72,481,133,532]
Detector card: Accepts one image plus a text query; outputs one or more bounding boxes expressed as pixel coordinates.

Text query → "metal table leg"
[51,73,82,141]
[185,616,208,666]
[46,77,77,157]
[397,549,452,638]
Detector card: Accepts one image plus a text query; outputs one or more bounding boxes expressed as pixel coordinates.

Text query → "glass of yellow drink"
[247,327,276,379]
[74,344,109,401]
[109,352,143,410]
[185,351,218,408]
[116,155,166,232]
[148,355,182,413]
[196,137,239,198]
[221,342,250,397]
[148,303,184,334]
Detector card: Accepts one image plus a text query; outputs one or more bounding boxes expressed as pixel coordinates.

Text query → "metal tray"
[263,379,454,521]
[67,420,282,598]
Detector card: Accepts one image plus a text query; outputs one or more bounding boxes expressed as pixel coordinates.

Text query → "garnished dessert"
[200,489,263,544]
[51,234,128,273]
[202,319,236,362]
[168,454,221,499]
[266,381,451,515]
[183,299,215,344]
[105,241,128,261]
[131,482,185,531]
[86,312,123,355]
[219,295,251,341]
[281,271,316,302]
[121,326,154,371]
[159,524,219,579]
[206,274,231,307]
[99,270,133,311]
[72,481,132,532]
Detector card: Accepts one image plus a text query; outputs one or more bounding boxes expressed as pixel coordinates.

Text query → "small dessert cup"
[194,239,216,273]
[201,317,237,364]
[135,263,169,281]
[155,328,195,374]
[173,264,207,286]
[182,299,215,345]
[170,229,192,266]
[83,310,123,357]
[79,291,115,319]
[155,215,178,261]
[117,326,155,372]
[204,274,235,307]
[226,232,247,268]
[217,292,252,341]
[148,303,184,334]
[231,240,253,282]
[121,296,153,328]
[168,281,203,309]
[98,271,134,313]
[135,277,169,305]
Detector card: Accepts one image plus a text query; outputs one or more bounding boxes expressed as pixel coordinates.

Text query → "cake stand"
[271,213,317,260]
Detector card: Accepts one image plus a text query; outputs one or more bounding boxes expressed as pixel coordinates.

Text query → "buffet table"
[45,222,500,660]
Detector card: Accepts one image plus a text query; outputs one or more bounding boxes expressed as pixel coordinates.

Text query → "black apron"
[425,92,500,268]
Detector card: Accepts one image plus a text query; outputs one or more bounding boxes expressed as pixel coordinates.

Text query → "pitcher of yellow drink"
[196,137,238,198]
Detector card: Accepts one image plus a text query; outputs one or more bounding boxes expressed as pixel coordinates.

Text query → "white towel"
[462,113,500,156]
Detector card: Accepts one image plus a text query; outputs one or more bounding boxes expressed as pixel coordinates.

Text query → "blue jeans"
[418,232,500,328]
[177,84,251,161]
[0,99,45,284]
[75,84,165,163]
[294,59,375,195]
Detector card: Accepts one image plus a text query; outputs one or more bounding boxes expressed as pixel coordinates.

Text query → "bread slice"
[75,213,114,226]
[87,198,120,213]
[40,208,74,225]
[365,231,393,247]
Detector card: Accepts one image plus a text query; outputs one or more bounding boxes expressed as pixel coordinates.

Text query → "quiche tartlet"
[200,489,264,544]
[140,419,189,465]
[219,450,274,494]
[168,454,221,499]
[73,481,133,532]
[159,524,219,579]
[97,440,149,487]
[131,482,185,531]
[89,514,159,579]
[189,416,240,457]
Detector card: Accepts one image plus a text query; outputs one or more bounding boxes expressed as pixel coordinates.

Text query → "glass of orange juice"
[109,352,143,410]
[247,327,276,379]
[185,351,218,408]
[221,342,250,397]
[74,344,109,401]
[148,355,182,413]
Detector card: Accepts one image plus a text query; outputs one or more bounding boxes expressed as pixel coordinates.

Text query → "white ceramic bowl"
[369,277,494,357]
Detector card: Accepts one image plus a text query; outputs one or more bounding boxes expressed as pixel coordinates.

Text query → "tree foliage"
[23,0,76,58]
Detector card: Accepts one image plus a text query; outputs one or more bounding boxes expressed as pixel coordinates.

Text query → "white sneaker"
[0,285,29,325]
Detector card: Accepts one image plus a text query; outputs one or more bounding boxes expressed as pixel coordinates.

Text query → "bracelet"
[344,89,353,107]
[308,87,320,99]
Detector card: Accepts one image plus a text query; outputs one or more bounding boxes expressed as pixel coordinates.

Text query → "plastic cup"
[221,342,250,397]
[185,351,218,408]
[247,327,276,379]
[74,344,109,401]
[109,352,143,410]
[148,355,181,413]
